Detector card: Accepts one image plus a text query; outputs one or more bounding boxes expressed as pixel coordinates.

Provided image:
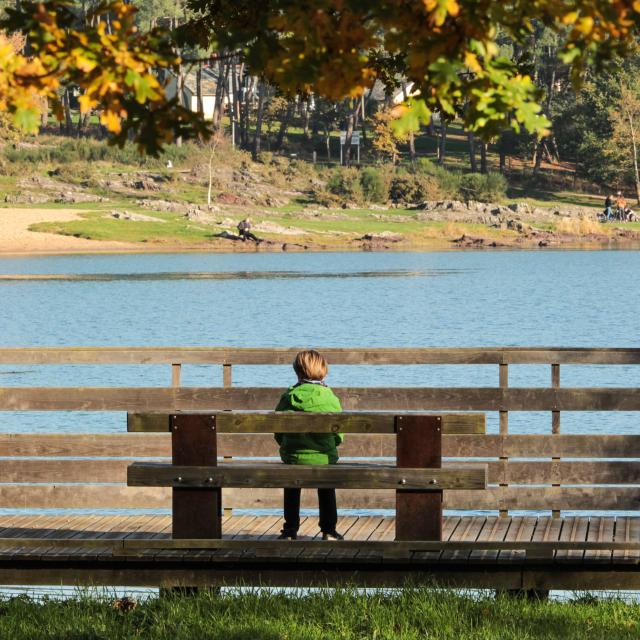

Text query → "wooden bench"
[126,412,488,542]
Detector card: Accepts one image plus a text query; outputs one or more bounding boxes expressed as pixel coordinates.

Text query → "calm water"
[0,249,638,435]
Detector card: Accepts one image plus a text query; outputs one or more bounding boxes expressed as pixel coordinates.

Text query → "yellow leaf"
[464,51,482,73]
[562,12,578,25]
[78,94,97,113]
[576,16,594,34]
[100,110,122,134]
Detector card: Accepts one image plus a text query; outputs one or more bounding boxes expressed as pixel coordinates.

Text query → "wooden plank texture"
[128,412,486,434]
[8,433,640,460]
[2,387,639,411]
[127,462,488,491]
[1,347,639,365]
[2,485,640,510]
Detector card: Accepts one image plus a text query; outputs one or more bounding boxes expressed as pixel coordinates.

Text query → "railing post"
[551,364,560,518]
[171,363,181,387]
[395,415,442,541]
[499,363,509,518]
[223,364,232,388]
[171,413,221,539]
[221,364,233,517]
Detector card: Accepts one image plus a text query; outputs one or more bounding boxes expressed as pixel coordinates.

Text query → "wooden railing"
[0,347,637,515]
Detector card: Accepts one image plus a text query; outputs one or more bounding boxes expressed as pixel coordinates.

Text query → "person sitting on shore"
[237,218,260,243]
[274,350,344,541]
[604,194,614,220]
[616,192,627,220]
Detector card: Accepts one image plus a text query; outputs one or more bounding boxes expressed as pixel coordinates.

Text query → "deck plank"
[442,516,486,563]
[584,517,614,565]
[556,516,589,564]
[469,516,511,563]
[497,516,538,564]
[613,517,640,565]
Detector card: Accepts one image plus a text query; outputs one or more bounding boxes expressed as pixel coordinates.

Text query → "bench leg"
[395,415,442,541]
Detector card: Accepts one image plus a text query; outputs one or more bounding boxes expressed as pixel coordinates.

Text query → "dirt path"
[0,208,140,254]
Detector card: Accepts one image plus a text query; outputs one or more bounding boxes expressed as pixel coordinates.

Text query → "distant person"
[604,194,614,221]
[237,218,260,243]
[616,192,627,221]
[274,350,344,541]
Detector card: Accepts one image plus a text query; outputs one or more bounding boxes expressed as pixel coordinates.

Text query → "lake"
[0,249,638,436]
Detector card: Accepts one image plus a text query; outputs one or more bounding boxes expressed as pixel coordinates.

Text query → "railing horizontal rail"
[1,485,639,510]
[5,434,640,458]
[0,347,639,365]
[2,387,639,411]
[6,459,640,485]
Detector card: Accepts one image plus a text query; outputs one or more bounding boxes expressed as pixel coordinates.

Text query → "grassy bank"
[1,588,639,639]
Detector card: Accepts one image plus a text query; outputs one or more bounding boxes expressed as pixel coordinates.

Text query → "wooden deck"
[1,515,640,590]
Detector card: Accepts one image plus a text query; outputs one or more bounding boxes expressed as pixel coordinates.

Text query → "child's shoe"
[278,531,297,540]
[321,531,344,541]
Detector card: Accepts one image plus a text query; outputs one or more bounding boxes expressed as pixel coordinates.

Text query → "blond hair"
[293,350,328,381]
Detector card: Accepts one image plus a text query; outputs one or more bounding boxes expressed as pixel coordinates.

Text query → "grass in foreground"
[1,588,639,640]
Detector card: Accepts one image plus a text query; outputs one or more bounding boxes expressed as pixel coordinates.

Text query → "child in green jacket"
[275,350,344,540]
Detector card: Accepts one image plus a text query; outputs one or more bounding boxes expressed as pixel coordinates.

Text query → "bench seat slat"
[126,462,488,491]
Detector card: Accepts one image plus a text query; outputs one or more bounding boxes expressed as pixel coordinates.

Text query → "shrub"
[459,172,506,202]
[389,173,440,203]
[326,167,363,203]
[413,158,461,198]
[359,167,389,202]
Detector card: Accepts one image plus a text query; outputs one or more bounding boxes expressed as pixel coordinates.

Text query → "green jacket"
[274,382,343,465]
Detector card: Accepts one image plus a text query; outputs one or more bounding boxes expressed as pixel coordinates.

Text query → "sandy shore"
[0,208,141,254]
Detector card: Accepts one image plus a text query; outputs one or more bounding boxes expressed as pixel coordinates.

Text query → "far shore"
[1,206,639,257]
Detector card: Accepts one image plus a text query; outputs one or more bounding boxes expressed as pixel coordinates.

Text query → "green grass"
[26,208,516,246]
[29,211,217,244]
[0,588,638,639]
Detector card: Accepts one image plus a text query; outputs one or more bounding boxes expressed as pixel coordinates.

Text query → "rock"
[217,192,248,205]
[506,219,530,233]
[360,231,404,242]
[130,179,161,191]
[55,192,106,204]
[108,210,165,222]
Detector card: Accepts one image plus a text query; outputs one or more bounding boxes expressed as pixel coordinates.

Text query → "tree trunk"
[63,88,73,135]
[626,106,640,204]
[408,130,416,160]
[212,57,226,126]
[302,98,311,140]
[498,133,506,174]
[342,103,355,166]
[241,75,254,148]
[437,121,447,165]
[196,61,203,115]
[480,142,488,174]
[40,96,48,130]
[274,100,294,150]
[467,131,477,172]
[324,128,331,161]
[252,81,266,161]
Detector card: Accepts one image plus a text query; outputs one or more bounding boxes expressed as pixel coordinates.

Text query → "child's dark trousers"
[282,488,337,534]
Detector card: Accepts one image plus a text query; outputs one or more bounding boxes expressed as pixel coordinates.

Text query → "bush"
[389,173,440,203]
[326,167,363,203]
[359,167,389,202]
[412,158,461,198]
[459,172,506,202]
